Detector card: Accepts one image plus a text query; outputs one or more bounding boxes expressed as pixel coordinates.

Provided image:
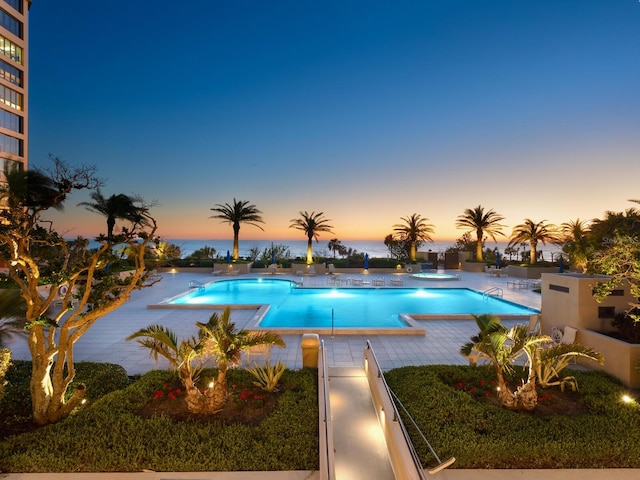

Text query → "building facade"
[0,0,29,182]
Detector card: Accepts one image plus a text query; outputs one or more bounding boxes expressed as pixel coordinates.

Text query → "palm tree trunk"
[476,230,484,261]
[205,368,228,413]
[530,241,537,265]
[306,238,313,264]
[232,224,240,260]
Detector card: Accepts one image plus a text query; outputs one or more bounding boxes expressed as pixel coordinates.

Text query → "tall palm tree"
[210,199,265,260]
[79,189,145,239]
[289,211,333,264]
[508,219,560,265]
[560,218,592,273]
[455,205,506,261]
[393,213,434,261]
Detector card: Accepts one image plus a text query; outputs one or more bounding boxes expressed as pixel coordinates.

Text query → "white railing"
[318,340,335,480]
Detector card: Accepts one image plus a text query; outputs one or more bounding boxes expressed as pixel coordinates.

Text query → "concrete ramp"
[328,367,395,480]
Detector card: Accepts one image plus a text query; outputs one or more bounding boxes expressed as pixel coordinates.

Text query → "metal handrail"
[188,280,204,290]
[483,286,503,298]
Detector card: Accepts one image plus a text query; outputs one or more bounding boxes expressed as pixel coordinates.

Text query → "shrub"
[0,348,10,402]
[385,365,640,469]
[247,360,287,392]
[0,367,319,472]
[612,308,640,343]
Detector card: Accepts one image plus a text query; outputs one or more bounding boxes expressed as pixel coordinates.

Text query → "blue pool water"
[167,279,538,329]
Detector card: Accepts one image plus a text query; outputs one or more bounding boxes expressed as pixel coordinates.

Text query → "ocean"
[159,239,562,262]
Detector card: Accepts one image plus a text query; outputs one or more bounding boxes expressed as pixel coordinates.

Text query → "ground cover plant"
[0,365,318,472]
[385,365,640,469]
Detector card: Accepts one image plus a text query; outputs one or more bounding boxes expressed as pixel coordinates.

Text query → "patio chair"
[243,344,272,366]
[328,264,336,275]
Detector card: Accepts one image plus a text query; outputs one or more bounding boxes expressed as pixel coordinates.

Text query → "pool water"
[168,279,538,329]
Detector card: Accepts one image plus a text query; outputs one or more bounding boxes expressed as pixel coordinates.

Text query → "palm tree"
[198,308,285,412]
[128,308,285,414]
[79,189,146,239]
[455,205,506,261]
[210,199,265,260]
[560,218,592,273]
[461,314,602,411]
[289,211,333,264]
[327,238,344,259]
[127,324,206,413]
[508,219,560,265]
[393,213,434,261]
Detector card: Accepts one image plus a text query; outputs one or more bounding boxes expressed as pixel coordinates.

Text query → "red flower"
[154,391,164,399]
[175,388,182,394]
[479,380,485,386]
[537,396,543,402]
[168,392,176,400]
[457,382,465,388]
[240,391,247,400]
[485,391,491,397]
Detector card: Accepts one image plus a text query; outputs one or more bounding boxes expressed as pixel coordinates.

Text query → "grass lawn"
[385,365,640,469]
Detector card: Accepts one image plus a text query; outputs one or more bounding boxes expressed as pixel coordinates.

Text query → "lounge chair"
[390,276,404,286]
[328,264,336,275]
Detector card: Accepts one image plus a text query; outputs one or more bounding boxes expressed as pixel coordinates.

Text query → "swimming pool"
[161,278,538,330]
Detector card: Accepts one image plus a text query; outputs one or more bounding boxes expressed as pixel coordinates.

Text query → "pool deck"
[6,270,541,375]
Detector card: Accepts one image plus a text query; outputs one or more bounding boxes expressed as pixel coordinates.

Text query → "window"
[0,58,21,86]
[598,307,616,319]
[3,0,23,14]
[549,284,570,293]
[0,84,21,110]
[0,107,20,132]
[0,34,21,63]
[0,8,22,39]
[0,131,21,155]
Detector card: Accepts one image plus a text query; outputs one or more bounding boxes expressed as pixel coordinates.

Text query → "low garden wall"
[508,265,558,279]
[578,329,640,389]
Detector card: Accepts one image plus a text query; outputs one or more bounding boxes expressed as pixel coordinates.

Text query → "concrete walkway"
[329,367,394,480]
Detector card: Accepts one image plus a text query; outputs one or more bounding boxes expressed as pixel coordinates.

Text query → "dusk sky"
[29,1,640,242]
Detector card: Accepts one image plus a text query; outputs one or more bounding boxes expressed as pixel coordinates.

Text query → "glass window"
[0,84,21,110]
[0,34,21,63]
[0,58,20,86]
[0,131,22,156]
[0,107,21,132]
[0,8,22,39]
[3,1,22,14]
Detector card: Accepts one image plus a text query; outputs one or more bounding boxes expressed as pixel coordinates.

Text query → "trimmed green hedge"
[0,366,318,472]
[385,365,640,469]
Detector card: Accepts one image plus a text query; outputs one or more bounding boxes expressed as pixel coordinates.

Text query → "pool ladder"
[483,287,503,298]
[188,280,205,290]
